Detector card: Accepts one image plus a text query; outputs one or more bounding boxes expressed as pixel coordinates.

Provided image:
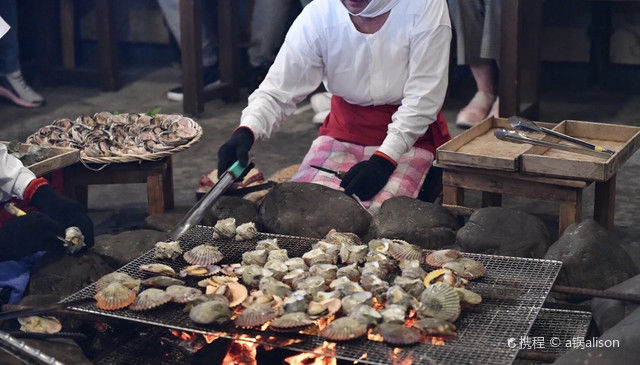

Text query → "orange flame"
[390,347,413,365]
[372,297,385,311]
[367,328,384,342]
[285,342,337,365]
[222,335,259,365]
[403,309,418,328]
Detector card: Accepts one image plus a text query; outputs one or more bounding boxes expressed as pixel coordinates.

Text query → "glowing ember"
[390,347,413,365]
[285,342,337,365]
[428,336,446,346]
[367,329,384,342]
[354,353,368,363]
[372,297,385,311]
[203,334,218,343]
[222,335,259,365]
[403,309,418,328]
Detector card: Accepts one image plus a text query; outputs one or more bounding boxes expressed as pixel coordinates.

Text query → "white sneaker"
[0,70,45,108]
[455,91,496,128]
[310,92,332,114]
[312,110,330,125]
[166,80,222,102]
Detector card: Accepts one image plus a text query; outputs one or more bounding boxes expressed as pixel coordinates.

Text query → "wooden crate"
[521,120,640,181]
[436,117,548,171]
[3,143,80,177]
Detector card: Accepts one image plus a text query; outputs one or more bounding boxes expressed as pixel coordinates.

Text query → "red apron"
[318,95,451,156]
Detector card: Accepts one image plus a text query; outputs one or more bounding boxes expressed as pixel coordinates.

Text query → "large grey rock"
[29,252,113,299]
[545,220,637,300]
[591,274,640,333]
[202,196,259,227]
[369,197,460,248]
[456,207,550,257]
[259,182,371,238]
[144,211,185,232]
[554,306,640,364]
[92,229,168,268]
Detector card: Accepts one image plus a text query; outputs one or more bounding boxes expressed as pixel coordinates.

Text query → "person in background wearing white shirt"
[217,0,451,212]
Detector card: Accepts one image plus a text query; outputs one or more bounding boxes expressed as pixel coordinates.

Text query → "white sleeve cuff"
[377,133,408,163]
[239,116,266,141]
[13,169,36,200]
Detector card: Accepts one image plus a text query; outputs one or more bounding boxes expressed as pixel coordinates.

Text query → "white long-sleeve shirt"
[0,144,36,202]
[240,0,451,161]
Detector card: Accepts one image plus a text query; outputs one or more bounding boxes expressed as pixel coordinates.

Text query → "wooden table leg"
[594,175,615,230]
[96,0,120,90]
[217,0,239,102]
[180,0,204,115]
[482,192,502,207]
[162,157,175,210]
[147,174,165,215]
[60,0,75,69]
[559,189,582,236]
[443,185,465,206]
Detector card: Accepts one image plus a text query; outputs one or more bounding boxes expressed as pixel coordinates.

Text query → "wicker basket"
[26,114,203,167]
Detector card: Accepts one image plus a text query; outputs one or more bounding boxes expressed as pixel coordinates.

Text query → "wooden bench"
[61,157,174,215]
[437,163,616,236]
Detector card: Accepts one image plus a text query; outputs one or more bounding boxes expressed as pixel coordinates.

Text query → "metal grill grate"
[64,226,562,365]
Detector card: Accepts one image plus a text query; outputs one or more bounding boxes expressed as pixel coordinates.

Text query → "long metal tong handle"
[0,331,65,365]
[539,127,616,154]
[169,161,254,241]
[494,129,611,158]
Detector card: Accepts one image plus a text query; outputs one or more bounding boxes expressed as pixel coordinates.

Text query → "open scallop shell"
[189,300,233,325]
[270,312,314,332]
[423,269,447,286]
[129,288,172,311]
[375,322,421,345]
[235,222,259,241]
[425,249,461,268]
[212,218,236,239]
[214,282,248,307]
[183,245,224,266]
[442,258,486,280]
[388,240,424,262]
[324,229,362,246]
[166,285,203,304]
[454,287,482,305]
[94,282,136,311]
[142,276,185,288]
[179,265,221,278]
[418,283,461,322]
[234,303,279,328]
[139,263,176,276]
[413,318,457,336]
[18,316,62,334]
[320,317,367,341]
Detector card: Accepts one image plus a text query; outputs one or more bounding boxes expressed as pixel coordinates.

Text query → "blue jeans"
[0,0,20,76]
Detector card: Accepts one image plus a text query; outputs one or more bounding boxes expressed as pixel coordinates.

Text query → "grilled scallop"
[324,229,362,246]
[189,300,232,325]
[183,245,224,266]
[442,258,486,280]
[166,285,203,304]
[139,263,176,276]
[153,241,183,261]
[96,272,141,292]
[234,303,279,328]
[321,317,367,341]
[142,276,185,288]
[129,288,172,311]
[212,218,236,239]
[388,240,424,262]
[413,318,457,336]
[425,249,461,268]
[270,312,314,332]
[94,282,136,311]
[255,238,279,251]
[374,322,421,345]
[235,222,259,241]
[418,283,461,322]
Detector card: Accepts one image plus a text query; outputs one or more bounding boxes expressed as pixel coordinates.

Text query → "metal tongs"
[494,129,612,158]
[508,116,616,155]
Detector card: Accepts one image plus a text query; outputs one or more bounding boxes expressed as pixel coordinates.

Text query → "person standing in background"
[0,1,45,108]
[448,0,501,128]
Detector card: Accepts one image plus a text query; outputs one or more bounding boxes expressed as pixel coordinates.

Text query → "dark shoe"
[166,65,219,102]
[0,70,45,108]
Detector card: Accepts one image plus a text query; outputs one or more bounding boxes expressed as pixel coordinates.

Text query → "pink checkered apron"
[290,96,450,213]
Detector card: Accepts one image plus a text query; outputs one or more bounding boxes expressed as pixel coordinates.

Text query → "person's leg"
[158,0,219,101]
[483,0,502,117]
[0,0,45,107]
[448,0,496,127]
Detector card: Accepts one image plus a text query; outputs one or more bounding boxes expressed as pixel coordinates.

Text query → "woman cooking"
[218,0,451,211]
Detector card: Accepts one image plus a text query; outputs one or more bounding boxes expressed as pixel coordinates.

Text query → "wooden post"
[180,0,204,115]
[594,175,615,230]
[443,185,465,206]
[96,0,120,90]
[559,190,582,236]
[162,157,175,210]
[147,174,165,215]
[60,0,75,69]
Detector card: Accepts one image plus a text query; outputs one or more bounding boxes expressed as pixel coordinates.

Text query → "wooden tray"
[3,143,80,177]
[521,120,640,181]
[436,117,549,171]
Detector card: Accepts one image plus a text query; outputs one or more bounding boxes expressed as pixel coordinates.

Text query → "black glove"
[340,154,396,201]
[217,127,254,177]
[0,212,66,261]
[30,185,94,247]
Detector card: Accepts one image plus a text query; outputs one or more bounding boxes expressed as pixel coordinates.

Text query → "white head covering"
[346,0,400,18]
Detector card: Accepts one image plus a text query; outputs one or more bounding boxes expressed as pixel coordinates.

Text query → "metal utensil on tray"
[494,129,612,159]
[508,116,616,155]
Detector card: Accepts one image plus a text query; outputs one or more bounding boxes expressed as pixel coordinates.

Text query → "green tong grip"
[227,161,250,179]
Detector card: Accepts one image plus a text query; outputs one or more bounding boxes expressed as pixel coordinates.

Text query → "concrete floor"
[1,66,639,267]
